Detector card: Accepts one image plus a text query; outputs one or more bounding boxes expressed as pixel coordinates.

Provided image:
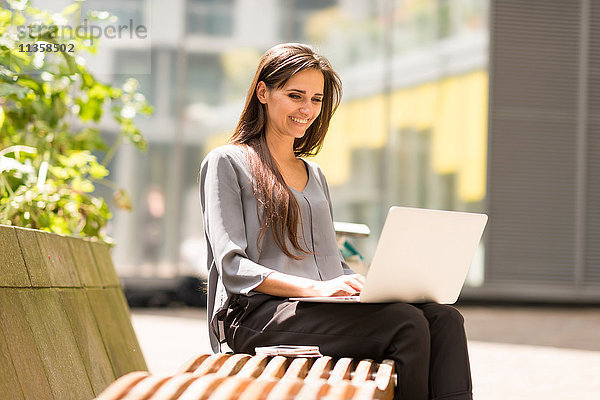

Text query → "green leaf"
[0,82,31,98]
[16,77,42,92]
[72,176,94,193]
[78,97,103,121]
[139,103,154,115]
[89,163,108,179]
[89,82,109,99]
[61,52,77,75]
[81,72,95,88]
[0,9,13,25]
[73,128,108,151]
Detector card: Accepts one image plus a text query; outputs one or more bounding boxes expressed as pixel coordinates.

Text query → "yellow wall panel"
[351,96,387,148]
[457,71,488,202]
[312,112,351,185]
[414,83,439,131]
[432,77,460,174]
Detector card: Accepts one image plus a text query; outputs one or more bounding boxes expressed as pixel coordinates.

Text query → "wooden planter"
[0,225,147,399]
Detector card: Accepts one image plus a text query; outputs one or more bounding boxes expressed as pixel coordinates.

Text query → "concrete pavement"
[130,305,600,399]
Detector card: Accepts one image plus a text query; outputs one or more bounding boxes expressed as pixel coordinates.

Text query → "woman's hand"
[254,271,365,298]
[310,274,366,297]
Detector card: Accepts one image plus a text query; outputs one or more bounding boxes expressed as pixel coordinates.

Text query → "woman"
[199,43,472,400]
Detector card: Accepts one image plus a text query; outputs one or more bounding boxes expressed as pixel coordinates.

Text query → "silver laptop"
[290,206,488,304]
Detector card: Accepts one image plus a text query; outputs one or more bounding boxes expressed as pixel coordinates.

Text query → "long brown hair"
[230,43,342,259]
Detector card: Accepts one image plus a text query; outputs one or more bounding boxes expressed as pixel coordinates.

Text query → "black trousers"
[223,294,472,400]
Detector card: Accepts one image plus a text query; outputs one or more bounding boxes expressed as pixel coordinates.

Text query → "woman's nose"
[299,100,311,115]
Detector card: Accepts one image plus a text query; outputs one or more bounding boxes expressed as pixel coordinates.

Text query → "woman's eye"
[289,94,301,99]
[312,98,323,103]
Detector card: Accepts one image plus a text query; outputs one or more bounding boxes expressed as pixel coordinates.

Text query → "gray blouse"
[199,144,354,352]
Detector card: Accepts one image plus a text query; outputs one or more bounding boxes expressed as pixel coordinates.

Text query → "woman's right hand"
[310,274,365,297]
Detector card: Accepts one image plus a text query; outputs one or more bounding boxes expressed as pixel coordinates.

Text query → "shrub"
[0,0,153,240]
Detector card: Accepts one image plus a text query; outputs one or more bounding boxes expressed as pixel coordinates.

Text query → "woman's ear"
[256,81,268,104]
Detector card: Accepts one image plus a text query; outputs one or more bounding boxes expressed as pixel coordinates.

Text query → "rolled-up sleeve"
[199,150,274,294]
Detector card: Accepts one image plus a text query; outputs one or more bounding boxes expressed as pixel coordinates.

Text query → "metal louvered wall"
[466,0,600,301]
[586,0,600,288]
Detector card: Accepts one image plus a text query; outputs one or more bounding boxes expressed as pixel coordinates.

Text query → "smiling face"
[256,68,325,142]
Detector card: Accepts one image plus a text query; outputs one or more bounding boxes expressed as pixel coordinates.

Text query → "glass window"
[281,0,337,41]
[187,0,234,36]
[186,53,225,106]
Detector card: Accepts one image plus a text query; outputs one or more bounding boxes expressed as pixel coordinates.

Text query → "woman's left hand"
[254,271,366,298]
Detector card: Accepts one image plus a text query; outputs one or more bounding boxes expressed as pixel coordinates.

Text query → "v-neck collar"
[289,158,311,194]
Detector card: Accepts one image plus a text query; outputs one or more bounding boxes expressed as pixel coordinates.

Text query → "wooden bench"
[0,225,147,399]
[97,353,396,399]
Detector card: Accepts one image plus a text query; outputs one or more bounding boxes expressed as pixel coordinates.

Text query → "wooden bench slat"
[258,356,289,380]
[177,375,227,400]
[237,379,278,400]
[236,355,270,378]
[322,381,357,400]
[281,358,310,380]
[96,371,151,400]
[295,379,331,399]
[351,359,376,384]
[121,375,170,400]
[265,379,305,400]
[176,354,211,374]
[215,354,252,377]
[305,356,333,381]
[373,360,396,398]
[147,374,198,400]
[350,381,379,400]
[209,376,254,400]
[328,358,354,384]
[191,353,231,376]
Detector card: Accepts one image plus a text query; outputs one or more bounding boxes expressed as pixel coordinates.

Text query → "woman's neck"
[265,131,297,165]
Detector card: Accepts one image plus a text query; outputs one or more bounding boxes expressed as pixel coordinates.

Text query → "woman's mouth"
[290,116,309,124]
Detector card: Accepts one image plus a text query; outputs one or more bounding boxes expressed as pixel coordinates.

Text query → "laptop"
[290,206,488,304]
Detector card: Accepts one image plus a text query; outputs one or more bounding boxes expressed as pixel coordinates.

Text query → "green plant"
[0,0,153,240]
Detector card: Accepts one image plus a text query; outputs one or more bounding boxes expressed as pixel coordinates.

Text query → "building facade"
[36,0,599,302]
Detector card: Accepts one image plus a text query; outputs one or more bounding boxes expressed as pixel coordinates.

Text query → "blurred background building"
[35,0,599,303]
